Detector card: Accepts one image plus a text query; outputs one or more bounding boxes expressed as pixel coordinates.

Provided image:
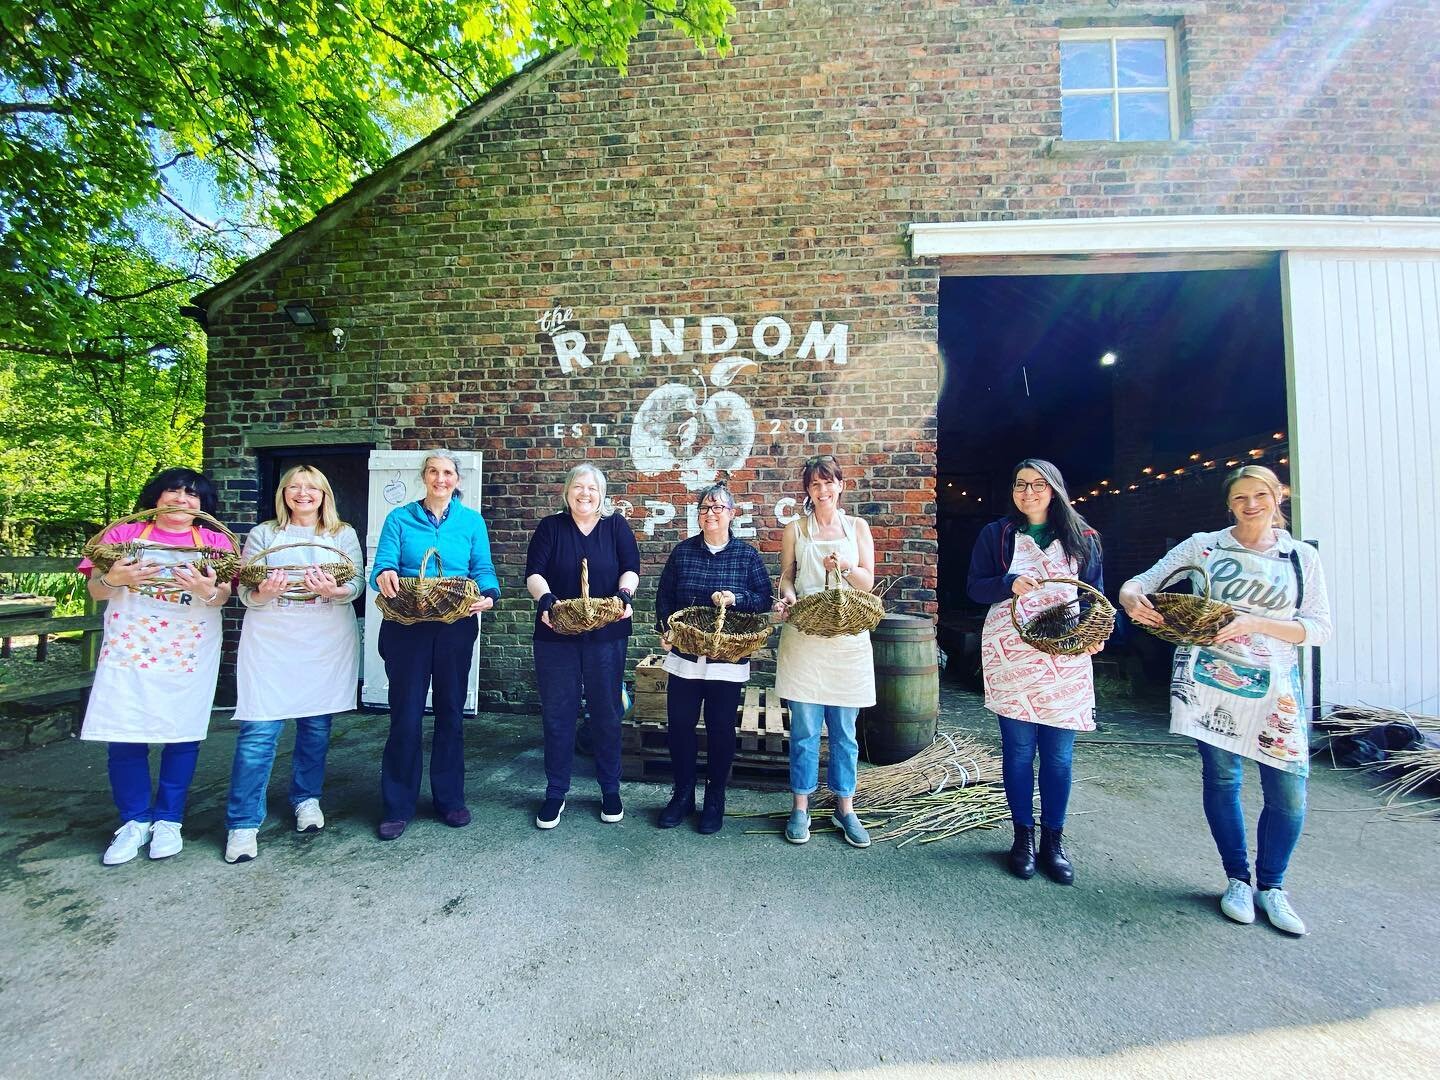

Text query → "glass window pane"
[1060,41,1113,89]
[1118,92,1173,141]
[1062,94,1114,140]
[1116,38,1168,87]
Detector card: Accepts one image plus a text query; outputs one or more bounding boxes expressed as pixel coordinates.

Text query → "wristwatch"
[839,567,852,579]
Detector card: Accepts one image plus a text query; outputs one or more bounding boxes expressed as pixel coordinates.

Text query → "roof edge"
[190,47,578,324]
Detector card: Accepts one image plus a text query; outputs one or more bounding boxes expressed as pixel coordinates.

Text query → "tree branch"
[0,101,72,117]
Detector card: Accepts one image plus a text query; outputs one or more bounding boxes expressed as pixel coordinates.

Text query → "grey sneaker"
[225,828,259,864]
[784,809,811,844]
[1257,888,1308,936]
[831,811,871,849]
[1220,878,1256,924]
[294,799,324,833]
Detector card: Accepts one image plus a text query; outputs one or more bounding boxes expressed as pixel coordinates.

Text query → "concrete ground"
[2,686,1437,1080]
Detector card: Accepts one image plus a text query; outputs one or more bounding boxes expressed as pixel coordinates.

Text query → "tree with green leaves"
[0,0,733,523]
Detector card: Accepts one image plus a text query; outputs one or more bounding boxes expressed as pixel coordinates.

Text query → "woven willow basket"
[375,548,480,625]
[237,541,358,600]
[667,601,774,663]
[84,507,240,589]
[549,558,625,635]
[1142,564,1235,646]
[787,568,885,638]
[1010,578,1115,656]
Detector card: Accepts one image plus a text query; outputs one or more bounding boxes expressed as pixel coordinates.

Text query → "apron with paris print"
[980,533,1096,731]
[80,585,225,744]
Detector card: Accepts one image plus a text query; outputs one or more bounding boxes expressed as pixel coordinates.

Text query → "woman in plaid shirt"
[654,483,774,833]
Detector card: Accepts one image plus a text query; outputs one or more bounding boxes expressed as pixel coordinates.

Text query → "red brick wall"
[202,0,1440,705]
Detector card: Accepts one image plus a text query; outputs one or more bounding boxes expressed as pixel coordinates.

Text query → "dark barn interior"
[936,264,1289,688]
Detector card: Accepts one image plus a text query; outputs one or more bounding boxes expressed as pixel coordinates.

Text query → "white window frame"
[1059,26,1180,142]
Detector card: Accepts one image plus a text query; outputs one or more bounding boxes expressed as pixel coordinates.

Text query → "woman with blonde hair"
[1120,465,1331,935]
[224,464,365,863]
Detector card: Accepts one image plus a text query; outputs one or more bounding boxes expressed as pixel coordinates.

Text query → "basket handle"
[1156,564,1212,601]
[89,505,239,554]
[708,594,731,656]
[241,540,354,573]
[579,558,591,602]
[825,566,842,590]
[1009,577,1110,637]
[418,547,443,581]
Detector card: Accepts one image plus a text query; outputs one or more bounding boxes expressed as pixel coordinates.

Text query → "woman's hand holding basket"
[376,569,401,599]
[1011,575,1040,597]
[171,562,221,601]
[100,555,162,591]
[1118,583,1165,627]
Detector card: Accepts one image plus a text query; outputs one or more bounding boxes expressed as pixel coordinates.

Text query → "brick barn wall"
[202,0,1440,706]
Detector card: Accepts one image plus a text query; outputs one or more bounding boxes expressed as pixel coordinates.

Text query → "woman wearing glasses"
[1118,466,1331,935]
[223,464,364,864]
[773,455,876,849]
[967,459,1104,885]
[654,483,773,833]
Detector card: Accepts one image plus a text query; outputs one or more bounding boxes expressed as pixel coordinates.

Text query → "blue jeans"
[225,716,333,829]
[1196,739,1307,889]
[534,636,628,799]
[788,701,859,798]
[106,741,201,824]
[996,715,1077,830]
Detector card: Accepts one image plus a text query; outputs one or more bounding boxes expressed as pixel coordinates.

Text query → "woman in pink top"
[78,468,234,866]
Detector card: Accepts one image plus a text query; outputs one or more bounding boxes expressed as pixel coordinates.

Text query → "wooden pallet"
[620,686,825,790]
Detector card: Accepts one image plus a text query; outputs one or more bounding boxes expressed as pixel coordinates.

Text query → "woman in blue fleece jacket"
[369,451,500,841]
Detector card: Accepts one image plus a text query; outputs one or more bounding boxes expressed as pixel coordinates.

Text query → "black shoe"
[535,798,565,830]
[1038,826,1075,885]
[600,791,624,823]
[1007,823,1036,879]
[658,789,695,829]
[697,787,726,835]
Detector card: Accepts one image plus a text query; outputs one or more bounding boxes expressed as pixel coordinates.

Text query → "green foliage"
[0,0,734,521]
[0,572,87,616]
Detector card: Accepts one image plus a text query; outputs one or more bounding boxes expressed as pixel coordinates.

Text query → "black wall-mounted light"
[283,300,320,327]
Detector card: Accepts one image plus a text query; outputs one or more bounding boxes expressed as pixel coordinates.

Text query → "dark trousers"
[997,714,1077,830]
[666,674,743,791]
[534,636,627,799]
[379,617,478,821]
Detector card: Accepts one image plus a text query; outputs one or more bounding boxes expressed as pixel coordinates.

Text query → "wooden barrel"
[860,614,939,765]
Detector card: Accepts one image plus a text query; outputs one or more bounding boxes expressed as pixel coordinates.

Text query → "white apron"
[80,586,224,743]
[234,529,361,722]
[775,514,876,709]
[980,533,1096,731]
[1169,543,1309,775]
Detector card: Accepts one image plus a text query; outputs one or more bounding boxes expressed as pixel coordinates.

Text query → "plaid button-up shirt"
[655,534,773,633]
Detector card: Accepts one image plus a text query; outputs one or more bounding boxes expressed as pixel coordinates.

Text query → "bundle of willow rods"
[1321,704,1440,814]
[754,732,1009,845]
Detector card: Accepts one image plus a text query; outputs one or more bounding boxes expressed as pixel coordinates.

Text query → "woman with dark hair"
[967,458,1104,885]
[1119,466,1331,935]
[774,455,876,849]
[77,466,235,865]
[654,483,773,833]
[370,451,499,841]
[525,462,640,830]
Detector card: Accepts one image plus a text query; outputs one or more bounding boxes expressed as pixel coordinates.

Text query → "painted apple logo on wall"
[630,363,757,490]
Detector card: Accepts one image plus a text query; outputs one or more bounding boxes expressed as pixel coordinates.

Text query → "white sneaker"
[102,820,152,866]
[1219,878,1255,924]
[148,820,183,860]
[1257,888,1308,936]
[225,828,259,864]
[294,799,325,833]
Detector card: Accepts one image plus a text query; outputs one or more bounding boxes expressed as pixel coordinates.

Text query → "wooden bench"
[0,557,104,708]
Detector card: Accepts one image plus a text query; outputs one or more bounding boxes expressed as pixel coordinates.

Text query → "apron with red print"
[80,585,224,744]
[980,533,1095,731]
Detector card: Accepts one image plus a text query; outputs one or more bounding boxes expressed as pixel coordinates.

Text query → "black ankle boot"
[658,788,695,829]
[1008,823,1036,879]
[1038,826,1075,885]
[697,786,726,834]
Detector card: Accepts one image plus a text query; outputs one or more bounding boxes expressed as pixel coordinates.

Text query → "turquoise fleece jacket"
[368,500,501,600]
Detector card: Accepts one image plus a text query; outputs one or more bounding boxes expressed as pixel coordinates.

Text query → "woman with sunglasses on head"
[223,464,365,864]
[78,467,235,866]
[967,459,1104,885]
[773,455,876,849]
[1119,466,1331,936]
[654,483,773,833]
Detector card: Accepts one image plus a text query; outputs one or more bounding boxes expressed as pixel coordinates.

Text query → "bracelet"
[100,574,121,589]
[205,591,221,605]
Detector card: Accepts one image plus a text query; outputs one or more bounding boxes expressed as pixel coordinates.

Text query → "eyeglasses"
[1013,480,1051,494]
[698,504,732,516]
[285,484,323,494]
[806,454,837,466]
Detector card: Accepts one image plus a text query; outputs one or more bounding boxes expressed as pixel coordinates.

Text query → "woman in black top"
[525,462,641,830]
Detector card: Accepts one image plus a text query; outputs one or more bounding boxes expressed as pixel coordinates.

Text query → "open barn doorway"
[935,264,1289,717]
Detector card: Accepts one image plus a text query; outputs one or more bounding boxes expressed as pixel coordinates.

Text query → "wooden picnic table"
[0,594,58,661]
